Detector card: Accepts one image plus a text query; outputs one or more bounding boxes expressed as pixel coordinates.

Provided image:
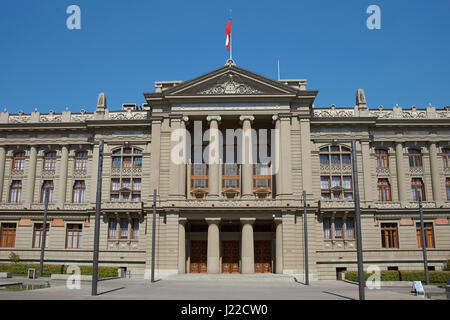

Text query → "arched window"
[75,151,88,170]
[408,149,422,167]
[13,152,25,170]
[320,145,353,200]
[112,147,142,169]
[443,148,450,168]
[73,181,86,203]
[9,181,22,203]
[375,149,389,168]
[44,151,56,170]
[377,179,391,202]
[41,181,54,203]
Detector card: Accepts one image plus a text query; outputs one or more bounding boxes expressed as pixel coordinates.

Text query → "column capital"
[179,218,188,225]
[239,115,255,124]
[206,116,222,123]
[278,113,292,121]
[182,116,190,123]
[150,116,164,124]
[205,218,221,225]
[240,218,256,225]
[274,218,282,225]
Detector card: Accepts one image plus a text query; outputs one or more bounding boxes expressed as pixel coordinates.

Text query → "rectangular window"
[134,157,142,168]
[377,179,391,202]
[323,218,331,239]
[112,157,121,168]
[321,177,330,190]
[9,180,22,203]
[320,155,329,165]
[416,223,435,248]
[132,179,141,191]
[131,219,139,240]
[110,194,120,202]
[334,218,343,239]
[342,176,352,189]
[111,179,120,191]
[330,154,340,165]
[331,176,341,188]
[66,224,82,249]
[33,223,49,248]
[123,157,132,168]
[381,223,399,248]
[341,154,351,165]
[122,179,131,189]
[132,194,141,202]
[0,223,17,248]
[108,219,117,239]
[411,178,425,201]
[120,219,128,239]
[446,178,450,200]
[346,218,355,240]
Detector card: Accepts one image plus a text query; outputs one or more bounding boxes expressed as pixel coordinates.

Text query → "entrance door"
[254,240,272,273]
[222,241,240,273]
[190,241,207,273]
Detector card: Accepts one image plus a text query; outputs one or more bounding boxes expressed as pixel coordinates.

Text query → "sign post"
[39,188,49,277]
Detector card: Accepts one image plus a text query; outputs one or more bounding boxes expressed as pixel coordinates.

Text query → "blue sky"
[0,0,449,113]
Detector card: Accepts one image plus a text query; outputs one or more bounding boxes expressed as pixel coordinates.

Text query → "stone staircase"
[164,273,297,282]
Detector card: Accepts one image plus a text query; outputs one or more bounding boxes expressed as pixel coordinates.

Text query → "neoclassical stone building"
[0,60,449,280]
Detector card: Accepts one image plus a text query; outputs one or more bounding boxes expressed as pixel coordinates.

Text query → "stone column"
[429,142,442,204]
[58,145,69,206]
[0,146,6,202]
[279,114,292,198]
[240,116,255,199]
[241,218,255,274]
[206,219,221,274]
[26,146,38,205]
[178,218,187,274]
[275,219,283,274]
[395,142,407,204]
[179,117,189,198]
[207,116,221,198]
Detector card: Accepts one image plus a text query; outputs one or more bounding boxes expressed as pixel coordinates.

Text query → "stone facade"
[0,61,449,280]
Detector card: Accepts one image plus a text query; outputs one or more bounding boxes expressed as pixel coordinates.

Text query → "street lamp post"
[303,190,309,285]
[91,139,104,296]
[151,189,157,283]
[419,193,430,285]
[39,188,49,277]
[351,140,365,300]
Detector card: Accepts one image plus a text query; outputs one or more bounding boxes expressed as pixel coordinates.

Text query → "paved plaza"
[0,275,444,300]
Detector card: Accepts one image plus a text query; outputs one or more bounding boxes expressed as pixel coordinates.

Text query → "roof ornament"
[225,59,236,67]
[97,92,107,110]
[356,89,367,108]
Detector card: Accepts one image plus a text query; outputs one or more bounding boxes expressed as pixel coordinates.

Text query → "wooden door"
[0,223,16,248]
[190,240,207,273]
[254,240,272,273]
[222,241,240,273]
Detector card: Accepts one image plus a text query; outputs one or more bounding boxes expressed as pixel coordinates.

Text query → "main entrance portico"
[179,218,283,275]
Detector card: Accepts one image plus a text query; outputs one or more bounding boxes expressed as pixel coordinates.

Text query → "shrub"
[0,263,118,278]
[344,270,450,284]
[8,252,20,264]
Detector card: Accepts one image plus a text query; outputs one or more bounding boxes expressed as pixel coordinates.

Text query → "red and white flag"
[225,20,231,51]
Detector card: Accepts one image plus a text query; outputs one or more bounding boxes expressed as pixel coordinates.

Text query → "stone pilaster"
[150,118,162,194]
[58,145,69,205]
[241,218,255,274]
[429,142,442,204]
[240,116,255,199]
[180,117,189,198]
[279,114,292,198]
[26,146,38,205]
[207,116,222,198]
[206,218,221,274]
[395,142,407,204]
[178,218,187,274]
[0,146,6,202]
[273,116,282,197]
[275,218,283,274]
[169,116,182,199]
[361,141,373,202]
[299,118,312,194]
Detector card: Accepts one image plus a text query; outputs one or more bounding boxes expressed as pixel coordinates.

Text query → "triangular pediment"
[162,63,299,97]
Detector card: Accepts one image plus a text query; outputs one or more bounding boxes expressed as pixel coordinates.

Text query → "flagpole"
[230,9,232,61]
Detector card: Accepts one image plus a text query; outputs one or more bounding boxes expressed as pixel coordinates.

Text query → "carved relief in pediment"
[198,74,262,95]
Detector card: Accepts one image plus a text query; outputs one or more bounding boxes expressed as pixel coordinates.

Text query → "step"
[164,273,296,282]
